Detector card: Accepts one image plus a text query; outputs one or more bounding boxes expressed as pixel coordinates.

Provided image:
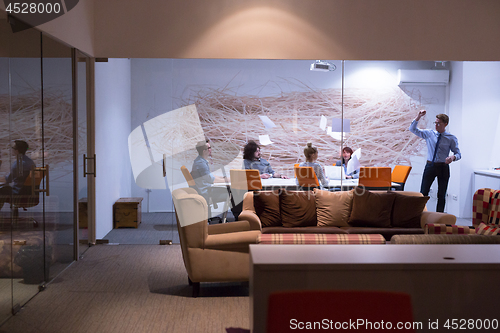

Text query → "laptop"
[324,165,345,180]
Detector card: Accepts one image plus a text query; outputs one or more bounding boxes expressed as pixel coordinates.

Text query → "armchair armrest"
[204,230,261,250]
[238,211,262,231]
[208,221,252,235]
[420,211,456,229]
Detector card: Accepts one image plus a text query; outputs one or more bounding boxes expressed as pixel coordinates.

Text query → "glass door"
[0,14,79,320]
[75,50,92,257]
[1,25,45,316]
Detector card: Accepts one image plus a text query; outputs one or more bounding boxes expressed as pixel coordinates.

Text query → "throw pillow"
[488,191,500,226]
[280,191,317,228]
[475,222,500,235]
[253,190,282,227]
[391,193,430,228]
[314,188,354,227]
[348,188,396,228]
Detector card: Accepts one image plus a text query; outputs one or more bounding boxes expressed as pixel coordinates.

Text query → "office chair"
[294,166,320,190]
[181,165,228,222]
[230,169,262,220]
[392,165,412,191]
[358,166,392,191]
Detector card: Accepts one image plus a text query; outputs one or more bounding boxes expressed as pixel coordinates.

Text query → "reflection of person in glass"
[409,110,461,212]
[298,142,329,189]
[0,140,36,210]
[335,146,359,179]
[243,140,288,179]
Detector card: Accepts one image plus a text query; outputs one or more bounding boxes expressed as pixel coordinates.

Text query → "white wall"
[95,59,132,238]
[450,61,500,219]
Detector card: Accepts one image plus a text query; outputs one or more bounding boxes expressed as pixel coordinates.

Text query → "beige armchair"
[172,187,261,297]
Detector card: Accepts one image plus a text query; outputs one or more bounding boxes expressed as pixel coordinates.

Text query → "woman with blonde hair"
[297,142,329,188]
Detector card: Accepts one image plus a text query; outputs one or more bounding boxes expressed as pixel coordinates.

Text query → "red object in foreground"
[267,290,415,333]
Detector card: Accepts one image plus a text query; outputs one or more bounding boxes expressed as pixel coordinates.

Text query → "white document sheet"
[259,134,274,145]
[259,115,277,129]
[319,115,327,131]
[346,154,360,175]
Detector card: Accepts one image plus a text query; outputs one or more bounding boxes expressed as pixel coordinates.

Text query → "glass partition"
[122,58,450,245]
[0,14,77,322]
[40,33,74,280]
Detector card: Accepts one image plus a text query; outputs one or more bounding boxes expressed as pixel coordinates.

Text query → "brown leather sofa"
[239,188,456,241]
[172,187,261,297]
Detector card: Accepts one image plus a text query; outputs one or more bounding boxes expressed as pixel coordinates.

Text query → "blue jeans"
[420,162,450,212]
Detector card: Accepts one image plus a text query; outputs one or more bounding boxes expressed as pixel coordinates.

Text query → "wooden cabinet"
[113,197,143,228]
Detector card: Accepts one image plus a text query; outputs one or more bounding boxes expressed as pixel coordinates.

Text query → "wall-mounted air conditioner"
[397,69,449,86]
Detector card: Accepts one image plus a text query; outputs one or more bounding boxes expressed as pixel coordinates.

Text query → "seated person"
[242,140,288,179]
[191,140,230,219]
[297,142,329,189]
[335,146,359,179]
[0,140,36,210]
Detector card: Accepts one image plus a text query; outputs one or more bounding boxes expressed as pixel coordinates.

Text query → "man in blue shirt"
[191,140,230,220]
[409,110,461,212]
[0,140,36,210]
[242,140,288,179]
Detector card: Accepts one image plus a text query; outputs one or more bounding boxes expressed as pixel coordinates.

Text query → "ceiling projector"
[310,60,336,72]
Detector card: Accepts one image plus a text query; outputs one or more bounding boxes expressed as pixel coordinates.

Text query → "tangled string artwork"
[185,82,427,177]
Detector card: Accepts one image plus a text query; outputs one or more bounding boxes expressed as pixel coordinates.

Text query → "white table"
[250,244,500,333]
[473,169,500,193]
[215,178,400,190]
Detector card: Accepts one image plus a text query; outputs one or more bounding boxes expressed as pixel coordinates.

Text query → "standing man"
[409,110,461,212]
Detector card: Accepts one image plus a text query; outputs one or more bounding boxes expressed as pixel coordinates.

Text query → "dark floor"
[103,211,237,245]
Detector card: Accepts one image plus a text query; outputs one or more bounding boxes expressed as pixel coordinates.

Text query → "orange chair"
[266,290,415,333]
[9,165,49,226]
[392,165,412,191]
[229,169,262,221]
[181,165,197,188]
[295,166,320,189]
[358,167,392,190]
[182,165,229,221]
[293,163,299,177]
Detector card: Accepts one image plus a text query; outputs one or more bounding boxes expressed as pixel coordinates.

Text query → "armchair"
[172,187,261,297]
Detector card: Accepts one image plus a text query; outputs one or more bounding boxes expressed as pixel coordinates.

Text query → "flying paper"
[259,134,274,145]
[259,115,277,129]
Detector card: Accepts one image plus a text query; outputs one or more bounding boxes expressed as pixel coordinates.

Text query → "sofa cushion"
[425,224,475,235]
[391,193,429,228]
[475,222,500,235]
[488,191,500,226]
[258,233,386,244]
[253,190,282,227]
[280,191,317,228]
[314,189,353,227]
[262,226,346,234]
[341,227,424,241]
[348,188,396,228]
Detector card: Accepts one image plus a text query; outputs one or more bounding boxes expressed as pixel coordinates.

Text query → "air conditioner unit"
[397,69,449,86]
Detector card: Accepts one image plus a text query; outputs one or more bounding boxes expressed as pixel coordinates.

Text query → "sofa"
[239,187,456,241]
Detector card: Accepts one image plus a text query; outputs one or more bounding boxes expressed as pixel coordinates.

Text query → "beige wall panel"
[36,0,95,56]
[94,0,500,60]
